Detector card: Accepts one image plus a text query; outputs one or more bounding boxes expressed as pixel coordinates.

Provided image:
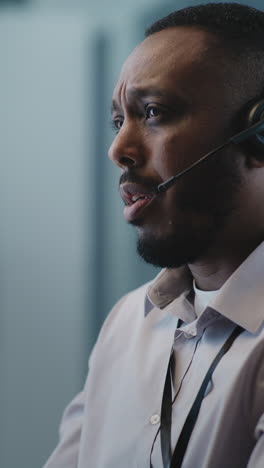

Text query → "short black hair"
[145,3,264,113]
[145,3,264,43]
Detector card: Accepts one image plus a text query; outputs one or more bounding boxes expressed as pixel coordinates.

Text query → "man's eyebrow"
[110,87,171,115]
[111,100,119,115]
[127,87,169,99]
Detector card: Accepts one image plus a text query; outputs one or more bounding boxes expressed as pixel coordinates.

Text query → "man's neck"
[188,239,262,291]
[188,262,236,291]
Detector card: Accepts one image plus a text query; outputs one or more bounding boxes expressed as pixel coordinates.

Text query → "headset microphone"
[157,101,264,193]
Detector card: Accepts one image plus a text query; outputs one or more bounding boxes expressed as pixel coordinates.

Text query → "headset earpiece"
[246,99,264,153]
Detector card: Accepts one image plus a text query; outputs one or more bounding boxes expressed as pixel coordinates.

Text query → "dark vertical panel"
[85,33,109,355]
[93,34,108,328]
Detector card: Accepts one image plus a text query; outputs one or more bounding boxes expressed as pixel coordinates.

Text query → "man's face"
[109,27,244,267]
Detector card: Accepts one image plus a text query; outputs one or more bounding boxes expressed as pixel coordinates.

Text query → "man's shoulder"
[123,278,154,301]
[108,277,155,321]
[90,277,157,356]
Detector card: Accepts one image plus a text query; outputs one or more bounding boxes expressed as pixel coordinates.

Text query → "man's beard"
[137,227,211,268]
[136,151,244,268]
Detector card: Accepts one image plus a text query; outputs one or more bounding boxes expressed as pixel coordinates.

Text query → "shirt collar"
[210,241,264,333]
[146,265,193,310]
[145,241,264,334]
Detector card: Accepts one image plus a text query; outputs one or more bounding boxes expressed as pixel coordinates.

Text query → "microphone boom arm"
[157,118,264,193]
[157,141,229,192]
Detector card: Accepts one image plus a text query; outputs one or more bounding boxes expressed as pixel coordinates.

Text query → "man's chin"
[136,234,197,268]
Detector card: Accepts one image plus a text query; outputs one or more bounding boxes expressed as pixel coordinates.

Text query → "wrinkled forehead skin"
[113,27,222,104]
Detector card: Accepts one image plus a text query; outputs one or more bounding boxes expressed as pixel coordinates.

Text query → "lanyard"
[159,324,244,468]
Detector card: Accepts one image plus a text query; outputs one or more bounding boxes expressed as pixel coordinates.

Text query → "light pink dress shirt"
[44,242,264,468]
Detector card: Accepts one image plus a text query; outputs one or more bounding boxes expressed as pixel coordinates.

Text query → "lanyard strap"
[160,352,174,468]
[160,325,244,468]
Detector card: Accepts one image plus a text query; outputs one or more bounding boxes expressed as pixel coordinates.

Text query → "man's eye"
[146,105,161,119]
[112,118,123,132]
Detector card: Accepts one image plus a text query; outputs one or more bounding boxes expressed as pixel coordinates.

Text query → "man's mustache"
[119,171,159,193]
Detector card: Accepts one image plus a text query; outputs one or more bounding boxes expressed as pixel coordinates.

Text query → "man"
[44,3,264,467]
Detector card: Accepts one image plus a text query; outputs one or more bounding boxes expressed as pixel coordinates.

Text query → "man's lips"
[119,183,157,222]
[120,183,156,205]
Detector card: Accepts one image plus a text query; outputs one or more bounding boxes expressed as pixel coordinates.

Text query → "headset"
[157,99,264,193]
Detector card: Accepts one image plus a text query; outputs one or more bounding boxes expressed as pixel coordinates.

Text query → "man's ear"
[239,99,264,167]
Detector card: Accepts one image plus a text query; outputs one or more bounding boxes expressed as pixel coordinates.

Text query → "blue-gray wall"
[2,1,263,467]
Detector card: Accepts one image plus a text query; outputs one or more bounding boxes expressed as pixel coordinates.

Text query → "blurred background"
[2,0,263,466]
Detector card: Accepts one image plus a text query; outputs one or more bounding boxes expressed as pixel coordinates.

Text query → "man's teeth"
[131,194,151,203]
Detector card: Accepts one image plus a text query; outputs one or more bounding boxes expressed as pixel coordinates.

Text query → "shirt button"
[150,414,160,425]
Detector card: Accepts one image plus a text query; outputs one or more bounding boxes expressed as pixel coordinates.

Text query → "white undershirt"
[193,280,219,317]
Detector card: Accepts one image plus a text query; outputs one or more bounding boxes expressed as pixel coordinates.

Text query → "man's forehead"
[113,26,215,98]
[125,26,213,65]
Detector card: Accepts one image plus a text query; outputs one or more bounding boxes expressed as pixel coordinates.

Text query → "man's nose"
[108,121,145,169]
